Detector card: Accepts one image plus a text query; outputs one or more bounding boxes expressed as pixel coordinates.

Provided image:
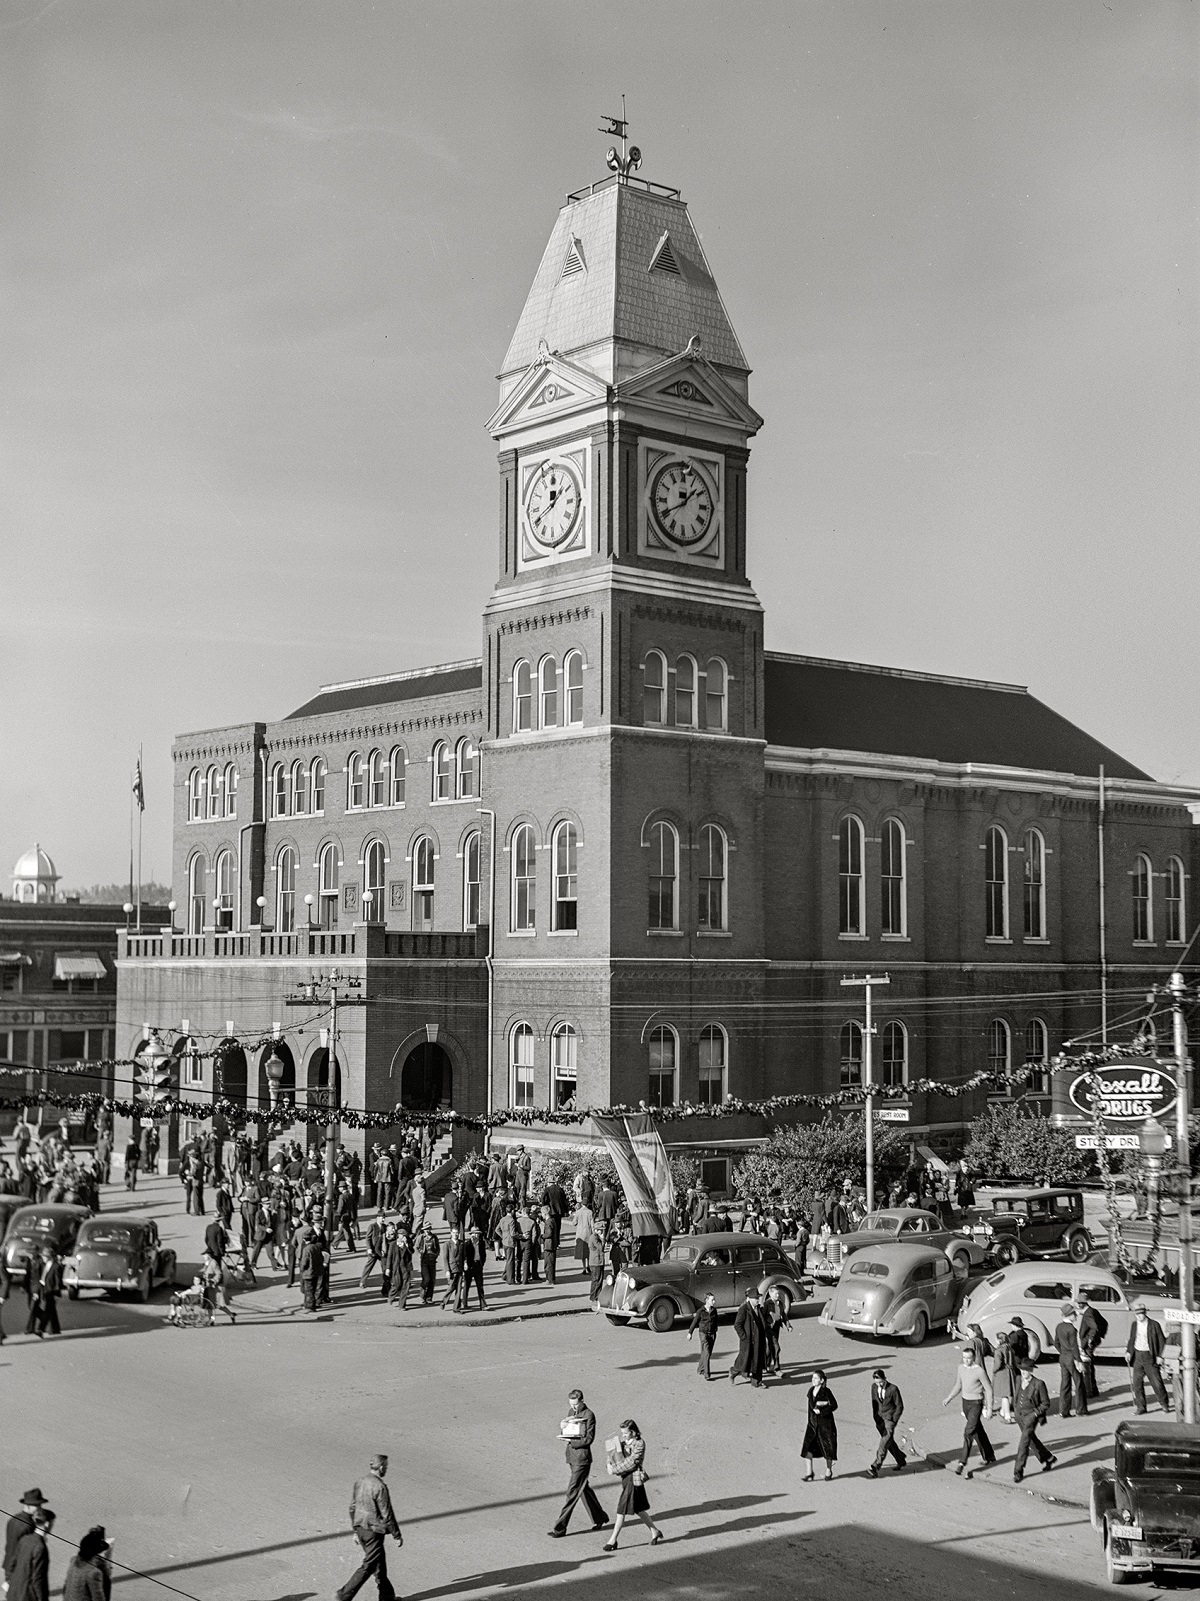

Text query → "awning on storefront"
[0,952,29,966]
[917,1144,950,1171]
[54,954,106,982]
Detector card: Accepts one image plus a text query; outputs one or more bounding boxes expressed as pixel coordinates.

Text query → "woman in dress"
[992,1329,1017,1423]
[800,1370,839,1480]
[604,1419,664,1551]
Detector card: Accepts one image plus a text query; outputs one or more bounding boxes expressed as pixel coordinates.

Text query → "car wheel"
[1025,1329,1044,1362]
[905,1312,928,1347]
[1067,1231,1091,1263]
[949,1252,970,1282]
[993,1240,1019,1267]
[775,1289,793,1318]
[646,1298,676,1334]
[1104,1525,1134,1585]
[1090,1480,1114,1534]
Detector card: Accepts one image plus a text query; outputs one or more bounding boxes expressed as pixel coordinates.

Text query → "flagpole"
[136,745,143,933]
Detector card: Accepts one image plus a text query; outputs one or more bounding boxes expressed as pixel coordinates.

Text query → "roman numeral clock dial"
[649,457,716,548]
[525,459,582,549]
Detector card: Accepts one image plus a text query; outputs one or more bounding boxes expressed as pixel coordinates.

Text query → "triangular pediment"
[614,345,763,434]
[487,352,610,440]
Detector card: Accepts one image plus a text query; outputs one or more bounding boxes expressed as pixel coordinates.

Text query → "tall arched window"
[292,759,309,816]
[1167,856,1186,944]
[511,824,536,931]
[223,763,238,818]
[985,825,1009,939]
[363,840,386,924]
[369,749,387,809]
[412,836,435,931]
[551,1022,577,1110]
[188,769,205,822]
[988,1019,1012,1088]
[648,1024,677,1107]
[432,742,453,802]
[880,1021,907,1091]
[881,818,906,937]
[271,762,290,818]
[838,815,865,936]
[510,1023,535,1109]
[564,651,584,726]
[1133,853,1153,942]
[704,658,728,731]
[462,831,481,931]
[839,1020,863,1087]
[698,1024,727,1105]
[697,823,727,932]
[648,821,679,931]
[643,650,667,726]
[457,738,479,800]
[188,853,207,935]
[318,842,339,930]
[347,752,365,810]
[206,765,222,819]
[1025,1017,1049,1094]
[552,821,578,931]
[310,757,326,814]
[539,655,559,728]
[513,660,532,733]
[389,746,406,806]
[675,654,696,727]
[275,846,297,932]
[214,848,235,932]
[1023,828,1045,940]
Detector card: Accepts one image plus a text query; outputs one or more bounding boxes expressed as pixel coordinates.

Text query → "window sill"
[548,928,578,938]
[838,932,868,941]
[507,929,537,939]
[697,929,732,938]
[880,934,910,943]
[984,937,1012,945]
[647,928,685,937]
[1132,940,1156,948]
[1167,940,1187,948]
[1022,938,1050,946]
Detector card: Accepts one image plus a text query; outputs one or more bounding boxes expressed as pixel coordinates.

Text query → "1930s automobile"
[1091,1419,1200,1585]
[602,1232,809,1332]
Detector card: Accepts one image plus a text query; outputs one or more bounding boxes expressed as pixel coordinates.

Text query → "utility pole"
[1171,968,1196,1423]
[287,970,364,1240]
[841,973,890,1211]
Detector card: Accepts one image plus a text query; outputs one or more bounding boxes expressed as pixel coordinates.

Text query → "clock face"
[525,460,582,549]
[649,458,716,548]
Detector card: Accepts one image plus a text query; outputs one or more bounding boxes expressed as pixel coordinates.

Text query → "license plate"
[1116,1526,1143,1542]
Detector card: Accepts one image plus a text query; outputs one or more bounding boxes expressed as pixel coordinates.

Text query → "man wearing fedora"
[8,1504,53,1601]
[5,1490,47,1590]
[1012,1361,1057,1483]
[1126,1299,1172,1414]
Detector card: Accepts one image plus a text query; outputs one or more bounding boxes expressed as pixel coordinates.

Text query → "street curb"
[337,1304,594,1330]
[907,1426,1089,1512]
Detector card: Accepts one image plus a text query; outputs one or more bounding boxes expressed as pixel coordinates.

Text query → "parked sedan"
[64,1215,177,1301]
[965,1188,1092,1266]
[810,1208,986,1284]
[954,1261,1138,1358]
[1,1203,92,1288]
[819,1243,966,1345]
[602,1232,810,1332]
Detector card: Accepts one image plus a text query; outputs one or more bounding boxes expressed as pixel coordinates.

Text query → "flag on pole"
[132,756,145,813]
[591,1112,676,1237]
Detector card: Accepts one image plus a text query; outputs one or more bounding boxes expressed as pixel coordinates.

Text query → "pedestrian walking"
[386,1229,413,1310]
[1076,1292,1105,1399]
[1126,1299,1172,1414]
[5,1492,46,1591]
[123,1138,140,1191]
[8,1507,53,1601]
[730,1288,765,1386]
[587,1230,605,1309]
[25,1245,62,1338]
[441,1224,464,1311]
[1011,1361,1057,1483]
[687,1293,719,1379]
[548,1389,610,1538]
[464,1225,488,1310]
[359,1216,386,1289]
[63,1525,113,1601]
[200,1252,237,1323]
[602,1419,664,1551]
[800,1371,839,1480]
[763,1285,791,1375]
[417,1221,440,1305]
[943,1346,996,1476]
[1054,1303,1088,1417]
[992,1331,1017,1423]
[335,1454,403,1601]
[866,1369,906,1476]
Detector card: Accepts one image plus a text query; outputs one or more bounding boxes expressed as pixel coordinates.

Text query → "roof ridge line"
[315,658,483,695]
[763,650,1028,696]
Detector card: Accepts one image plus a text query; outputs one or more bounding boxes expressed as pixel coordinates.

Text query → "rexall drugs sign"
[1067,1059,1178,1125]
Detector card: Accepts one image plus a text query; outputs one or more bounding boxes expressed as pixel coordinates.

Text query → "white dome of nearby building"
[11,843,60,903]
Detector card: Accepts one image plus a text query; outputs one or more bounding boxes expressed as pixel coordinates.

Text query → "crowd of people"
[0,1118,104,1211]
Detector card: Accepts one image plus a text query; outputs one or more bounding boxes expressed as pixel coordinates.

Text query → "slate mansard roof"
[287,661,483,721]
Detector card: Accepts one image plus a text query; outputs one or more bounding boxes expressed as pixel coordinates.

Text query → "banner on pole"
[591,1113,675,1237]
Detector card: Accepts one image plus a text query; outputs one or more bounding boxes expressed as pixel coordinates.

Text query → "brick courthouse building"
[116,160,1199,1180]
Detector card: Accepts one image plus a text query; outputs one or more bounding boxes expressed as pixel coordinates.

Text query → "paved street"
[2,1174,1176,1600]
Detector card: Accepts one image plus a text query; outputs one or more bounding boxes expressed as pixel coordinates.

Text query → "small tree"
[732,1114,908,1212]
[963,1104,1089,1184]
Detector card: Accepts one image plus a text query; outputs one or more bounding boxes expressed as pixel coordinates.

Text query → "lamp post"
[841,973,890,1210]
[1170,969,1197,1423]
[263,1043,286,1113]
[1139,1115,1169,1223]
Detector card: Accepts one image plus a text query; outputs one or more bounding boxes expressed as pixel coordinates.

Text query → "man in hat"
[866,1368,907,1477]
[1076,1291,1106,1399]
[336,1454,402,1601]
[1012,1361,1056,1483]
[1054,1303,1088,1418]
[4,1492,45,1590]
[1126,1300,1171,1414]
[548,1389,609,1538]
[8,1505,52,1601]
[1008,1315,1031,1366]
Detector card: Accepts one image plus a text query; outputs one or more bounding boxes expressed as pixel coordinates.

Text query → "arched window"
[648,1024,677,1107]
[881,818,906,937]
[1133,853,1153,942]
[838,815,865,936]
[648,821,679,931]
[697,823,727,932]
[271,762,290,819]
[988,1019,1012,1088]
[513,660,532,733]
[1167,856,1186,944]
[363,840,386,924]
[389,746,406,806]
[704,658,728,732]
[188,768,205,822]
[206,765,222,820]
[223,763,238,818]
[839,1020,863,1087]
[188,854,207,935]
[880,1021,907,1091]
[432,742,453,802]
[564,651,584,726]
[318,843,339,930]
[369,749,387,809]
[643,650,667,726]
[462,831,481,931]
[552,821,578,931]
[310,757,326,814]
[539,655,559,728]
[675,654,696,727]
[1025,1017,1049,1094]
[551,1022,577,1110]
[275,846,297,933]
[510,1022,535,1109]
[412,836,435,931]
[292,759,309,816]
[347,752,365,811]
[985,825,1009,939]
[511,823,536,932]
[214,848,235,932]
[457,738,479,800]
[1023,828,1045,940]
[698,1024,727,1105]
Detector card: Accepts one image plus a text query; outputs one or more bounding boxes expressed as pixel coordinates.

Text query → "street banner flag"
[591,1113,675,1237]
[132,757,145,813]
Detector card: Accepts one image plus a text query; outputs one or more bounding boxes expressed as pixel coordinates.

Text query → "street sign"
[1068,1059,1178,1125]
[1164,1307,1200,1326]
[1075,1133,1146,1151]
[878,1108,910,1123]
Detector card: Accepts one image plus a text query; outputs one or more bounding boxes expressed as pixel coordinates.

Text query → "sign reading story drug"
[1067,1059,1178,1126]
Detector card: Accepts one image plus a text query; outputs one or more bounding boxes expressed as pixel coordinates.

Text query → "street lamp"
[304,893,315,928]
[263,1044,286,1112]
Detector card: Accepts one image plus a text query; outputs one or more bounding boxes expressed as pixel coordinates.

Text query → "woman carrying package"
[603,1419,665,1552]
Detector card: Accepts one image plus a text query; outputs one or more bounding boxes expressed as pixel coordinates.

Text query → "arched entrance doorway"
[214,1043,248,1138]
[306,1047,343,1151]
[401,1042,451,1112]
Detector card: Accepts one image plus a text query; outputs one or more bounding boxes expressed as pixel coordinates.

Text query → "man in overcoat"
[730,1288,765,1386]
[548,1390,609,1538]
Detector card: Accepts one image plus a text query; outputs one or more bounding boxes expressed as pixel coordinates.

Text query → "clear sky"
[3,0,1197,890]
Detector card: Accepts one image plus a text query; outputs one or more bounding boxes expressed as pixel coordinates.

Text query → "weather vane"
[600,96,641,179]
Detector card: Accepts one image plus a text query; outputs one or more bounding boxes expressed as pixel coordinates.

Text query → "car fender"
[672,1289,700,1318]
[761,1272,808,1304]
[1090,1468,1116,1532]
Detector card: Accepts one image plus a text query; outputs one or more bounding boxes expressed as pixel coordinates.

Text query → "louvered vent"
[649,232,682,277]
[560,237,586,279]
